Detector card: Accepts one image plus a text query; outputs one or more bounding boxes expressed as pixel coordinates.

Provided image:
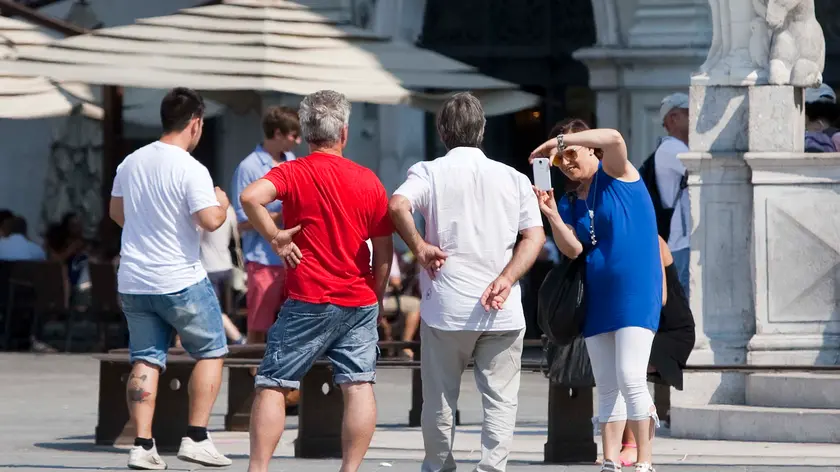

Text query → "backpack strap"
[670,170,688,209]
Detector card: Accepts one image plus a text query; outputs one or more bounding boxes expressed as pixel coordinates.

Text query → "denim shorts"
[120,278,229,371]
[255,299,379,390]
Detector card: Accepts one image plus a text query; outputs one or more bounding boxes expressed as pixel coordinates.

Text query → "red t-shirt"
[262,152,394,307]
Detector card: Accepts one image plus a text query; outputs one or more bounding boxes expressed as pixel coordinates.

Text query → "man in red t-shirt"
[240,90,393,472]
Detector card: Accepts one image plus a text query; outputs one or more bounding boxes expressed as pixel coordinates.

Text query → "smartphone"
[532,158,552,191]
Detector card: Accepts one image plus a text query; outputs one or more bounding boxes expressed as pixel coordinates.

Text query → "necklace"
[581,171,598,246]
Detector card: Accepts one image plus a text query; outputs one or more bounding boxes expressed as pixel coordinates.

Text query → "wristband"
[556,134,566,151]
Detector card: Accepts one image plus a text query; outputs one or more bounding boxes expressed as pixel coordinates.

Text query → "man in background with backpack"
[640,92,691,296]
[804,83,840,153]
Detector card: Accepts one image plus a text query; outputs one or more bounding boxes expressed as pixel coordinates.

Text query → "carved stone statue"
[694,0,825,88]
[765,0,825,87]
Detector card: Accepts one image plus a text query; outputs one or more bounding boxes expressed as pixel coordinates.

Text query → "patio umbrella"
[0,0,539,116]
[0,16,101,119]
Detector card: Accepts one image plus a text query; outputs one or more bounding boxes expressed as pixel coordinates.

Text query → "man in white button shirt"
[656,93,691,295]
[109,88,232,470]
[389,92,545,472]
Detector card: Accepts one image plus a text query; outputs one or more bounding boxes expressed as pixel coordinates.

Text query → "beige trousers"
[420,321,525,472]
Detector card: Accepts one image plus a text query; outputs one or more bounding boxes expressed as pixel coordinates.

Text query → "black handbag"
[536,194,588,345]
[544,336,596,388]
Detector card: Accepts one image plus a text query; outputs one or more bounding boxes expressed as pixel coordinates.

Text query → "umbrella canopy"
[0,16,101,120]
[0,0,539,116]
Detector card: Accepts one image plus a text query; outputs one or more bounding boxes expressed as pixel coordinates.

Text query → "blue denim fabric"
[255,299,379,390]
[230,145,294,267]
[671,247,690,298]
[120,278,228,371]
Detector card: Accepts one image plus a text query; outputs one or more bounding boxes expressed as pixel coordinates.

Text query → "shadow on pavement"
[57,435,95,441]
[0,466,120,470]
[33,442,124,454]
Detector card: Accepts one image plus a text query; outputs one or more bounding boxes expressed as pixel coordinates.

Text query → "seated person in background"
[0,215,56,353]
[44,212,90,306]
[0,216,47,261]
[380,250,421,360]
[0,209,13,237]
[45,212,87,273]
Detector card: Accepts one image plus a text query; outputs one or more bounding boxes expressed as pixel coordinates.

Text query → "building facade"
[4,0,840,237]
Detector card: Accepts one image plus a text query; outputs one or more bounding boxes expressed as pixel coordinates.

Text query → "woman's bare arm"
[533,188,583,259]
[547,214,584,259]
[560,129,638,182]
[658,237,670,306]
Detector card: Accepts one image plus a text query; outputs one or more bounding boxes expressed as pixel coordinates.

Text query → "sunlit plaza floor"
[1,353,838,471]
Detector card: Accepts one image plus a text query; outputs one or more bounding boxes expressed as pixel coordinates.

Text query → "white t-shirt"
[654,136,691,252]
[393,147,543,332]
[200,205,236,273]
[112,141,220,294]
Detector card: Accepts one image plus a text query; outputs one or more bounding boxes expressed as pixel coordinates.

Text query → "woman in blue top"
[531,119,665,472]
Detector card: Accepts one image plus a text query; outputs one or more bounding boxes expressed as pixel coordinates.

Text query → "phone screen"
[532,158,552,191]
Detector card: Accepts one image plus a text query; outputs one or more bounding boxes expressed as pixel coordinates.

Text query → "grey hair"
[298,90,351,147]
[436,92,486,150]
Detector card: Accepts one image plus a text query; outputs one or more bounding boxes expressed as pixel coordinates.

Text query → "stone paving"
[1,353,839,471]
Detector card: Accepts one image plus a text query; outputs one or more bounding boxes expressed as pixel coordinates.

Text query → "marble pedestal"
[673,151,753,408]
[671,86,840,441]
[745,152,840,366]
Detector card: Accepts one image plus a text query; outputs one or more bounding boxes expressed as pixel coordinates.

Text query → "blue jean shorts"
[255,299,379,390]
[120,278,228,371]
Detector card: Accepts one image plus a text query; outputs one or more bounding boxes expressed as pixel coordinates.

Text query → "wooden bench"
[92,341,433,452]
[94,353,194,452]
[92,339,591,462]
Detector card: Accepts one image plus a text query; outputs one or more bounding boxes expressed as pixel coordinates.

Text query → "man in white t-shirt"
[109,88,232,470]
[656,92,692,295]
[389,92,545,472]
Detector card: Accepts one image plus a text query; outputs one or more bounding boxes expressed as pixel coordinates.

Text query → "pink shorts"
[246,262,287,333]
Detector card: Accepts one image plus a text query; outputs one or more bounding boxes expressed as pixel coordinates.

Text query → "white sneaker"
[128,443,167,470]
[635,463,656,472]
[177,436,232,467]
[601,460,621,471]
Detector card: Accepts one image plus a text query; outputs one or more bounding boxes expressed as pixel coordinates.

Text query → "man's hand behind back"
[271,225,302,267]
[415,242,447,279]
[480,275,513,312]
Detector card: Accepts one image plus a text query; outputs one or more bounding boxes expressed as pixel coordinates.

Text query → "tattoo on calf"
[127,373,151,403]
